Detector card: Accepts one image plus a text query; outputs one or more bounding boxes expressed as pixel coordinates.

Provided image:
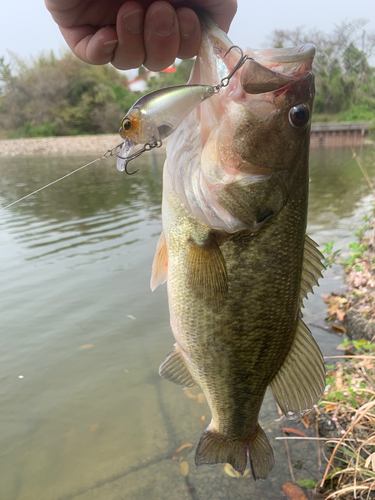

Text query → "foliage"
[269,19,375,119]
[322,206,374,269]
[0,52,195,138]
[295,478,316,488]
[323,241,342,268]
[0,51,141,137]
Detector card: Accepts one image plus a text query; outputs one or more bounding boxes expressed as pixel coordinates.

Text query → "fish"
[150,15,325,481]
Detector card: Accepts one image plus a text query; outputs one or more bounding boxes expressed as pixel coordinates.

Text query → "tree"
[268,19,375,118]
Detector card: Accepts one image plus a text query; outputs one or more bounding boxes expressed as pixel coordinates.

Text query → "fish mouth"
[195,14,315,87]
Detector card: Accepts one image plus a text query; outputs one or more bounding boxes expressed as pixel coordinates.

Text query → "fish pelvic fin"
[300,235,325,306]
[150,231,168,291]
[195,424,274,480]
[269,319,325,419]
[159,344,198,389]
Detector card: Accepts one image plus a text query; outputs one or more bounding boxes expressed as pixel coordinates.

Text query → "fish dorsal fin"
[299,235,325,305]
[187,233,228,307]
[159,344,198,388]
[150,231,168,291]
[269,319,325,419]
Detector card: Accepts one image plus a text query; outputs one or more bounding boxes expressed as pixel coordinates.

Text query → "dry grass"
[320,346,375,499]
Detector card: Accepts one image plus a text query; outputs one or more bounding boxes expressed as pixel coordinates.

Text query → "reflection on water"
[0,146,374,499]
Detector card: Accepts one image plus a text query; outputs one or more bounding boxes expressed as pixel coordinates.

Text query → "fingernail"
[102,40,118,54]
[124,10,143,34]
[179,13,197,39]
[151,7,174,36]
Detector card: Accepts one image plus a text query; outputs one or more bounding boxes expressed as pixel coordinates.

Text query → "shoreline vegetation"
[1,19,374,140]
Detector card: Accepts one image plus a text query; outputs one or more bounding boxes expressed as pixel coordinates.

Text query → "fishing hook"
[212,46,252,93]
[104,140,162,175]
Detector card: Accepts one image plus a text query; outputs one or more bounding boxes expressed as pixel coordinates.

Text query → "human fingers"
[143,1,180,71]
[176,8,201,60]
[59,25,118,65]
[111,1,146,70]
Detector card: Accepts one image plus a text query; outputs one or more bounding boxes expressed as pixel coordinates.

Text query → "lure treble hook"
[213,46,252,93]
[105,140,162,175]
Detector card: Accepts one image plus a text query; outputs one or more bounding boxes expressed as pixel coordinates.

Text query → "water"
[0,146,374,500]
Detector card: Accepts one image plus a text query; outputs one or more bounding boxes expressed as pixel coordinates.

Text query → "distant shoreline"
[0,134,132,157]
[0,126,373,157]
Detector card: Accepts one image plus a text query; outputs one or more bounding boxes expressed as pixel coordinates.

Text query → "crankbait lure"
[104,46,250,175]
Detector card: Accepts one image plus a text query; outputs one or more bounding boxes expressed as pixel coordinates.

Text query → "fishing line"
[0,156,104,212]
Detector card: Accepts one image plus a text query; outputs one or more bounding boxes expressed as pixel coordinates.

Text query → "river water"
[0,146,374,500]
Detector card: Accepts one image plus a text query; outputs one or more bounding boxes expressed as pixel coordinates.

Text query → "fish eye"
[122,119,132,132]
[288,104,310,129]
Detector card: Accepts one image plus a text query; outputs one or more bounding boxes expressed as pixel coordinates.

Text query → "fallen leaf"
[127,315,136,320]
[336,343,350,351]
[80,344,93,349]
[172,443,193,461]
[302,415,310,429]
[282,482,309,500]
[324,404,338,412]
[200,415,205,428]
[197,393,205,403]
[180,461,189,476]
[321,293,329,299]
[90,423,99,433]
[336,310,346,322]
[224,463,240,478]
[281,428,308,437]
[175,443,193,454]
[331,324,347,333]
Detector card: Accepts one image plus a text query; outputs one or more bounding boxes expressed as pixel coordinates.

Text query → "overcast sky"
[0,0,374,73]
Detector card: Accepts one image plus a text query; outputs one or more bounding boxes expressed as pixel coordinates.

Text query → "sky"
[0,0,374,74]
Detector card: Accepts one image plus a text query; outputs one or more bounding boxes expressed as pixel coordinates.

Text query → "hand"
[45,0,237,71]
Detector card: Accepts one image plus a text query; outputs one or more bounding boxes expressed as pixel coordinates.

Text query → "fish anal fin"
[187,233,228,306]
[159,344,197,389]
[151,231,168,291]
[270,319,325,419]
[300,234,325,304]
[195,424,274,480]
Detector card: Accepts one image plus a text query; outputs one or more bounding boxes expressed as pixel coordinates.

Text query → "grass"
[319,341,375,499]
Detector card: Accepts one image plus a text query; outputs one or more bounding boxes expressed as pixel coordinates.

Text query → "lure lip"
[116,138,134,172]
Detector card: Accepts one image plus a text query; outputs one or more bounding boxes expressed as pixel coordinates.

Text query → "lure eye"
[288,104,310,129]
[122,119,132,132]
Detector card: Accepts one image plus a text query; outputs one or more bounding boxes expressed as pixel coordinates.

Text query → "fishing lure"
[105,46,250,175]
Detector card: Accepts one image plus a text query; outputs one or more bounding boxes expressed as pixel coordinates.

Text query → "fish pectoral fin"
[269,319,325,419]
[299,235,325,306]
[150,231,168,291]
[159,345,198,388]
[187,234,228,305]
[195,424,274,480]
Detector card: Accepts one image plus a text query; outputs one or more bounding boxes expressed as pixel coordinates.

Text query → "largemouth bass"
[151,16,325,480]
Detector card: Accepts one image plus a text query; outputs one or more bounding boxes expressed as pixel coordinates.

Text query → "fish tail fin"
[195,424,274,480]
[248,424,275,481]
